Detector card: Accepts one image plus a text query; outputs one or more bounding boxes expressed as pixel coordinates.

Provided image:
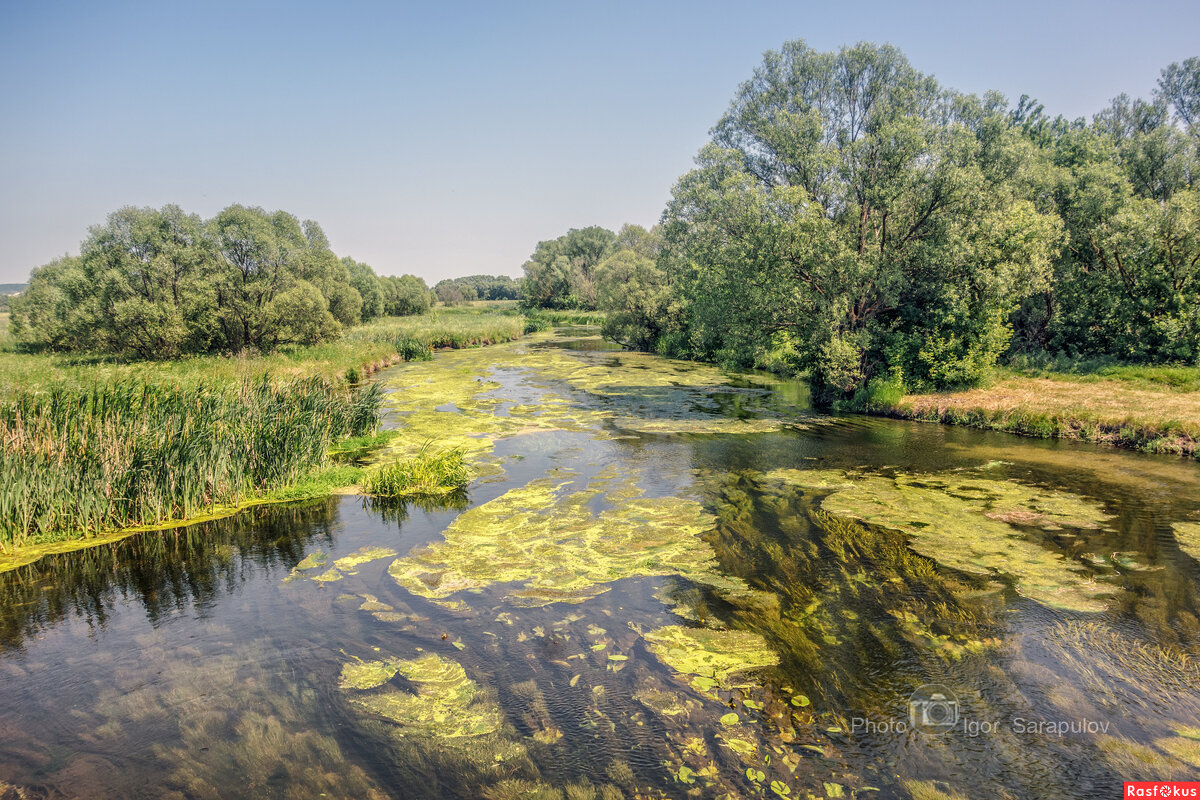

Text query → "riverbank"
[872,368,1200,459]
[0,309,529,570]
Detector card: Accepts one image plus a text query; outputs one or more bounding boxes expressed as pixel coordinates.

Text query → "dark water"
[1,334,1199,800]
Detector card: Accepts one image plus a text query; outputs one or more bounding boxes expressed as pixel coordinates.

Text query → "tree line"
[521,42,1199,404]
[433,274,522,305]
[11,205,433,358]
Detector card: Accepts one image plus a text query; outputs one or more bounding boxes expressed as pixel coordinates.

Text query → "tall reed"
[0,378,381,549]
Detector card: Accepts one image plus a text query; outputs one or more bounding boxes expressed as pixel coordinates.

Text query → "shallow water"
[2,332,1199,799]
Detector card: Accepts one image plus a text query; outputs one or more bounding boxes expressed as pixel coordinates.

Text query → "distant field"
[0,310,527,392]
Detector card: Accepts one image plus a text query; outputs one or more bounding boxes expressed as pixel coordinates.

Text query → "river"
[1,330,1198,799]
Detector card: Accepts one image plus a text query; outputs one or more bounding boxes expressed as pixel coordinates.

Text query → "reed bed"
[0,378,382,550]
[362,445,470,498]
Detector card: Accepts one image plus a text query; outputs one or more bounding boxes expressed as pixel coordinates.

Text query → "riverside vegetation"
[515,42,1200,455]
[3,330,1199,799]
[0,305,526,562]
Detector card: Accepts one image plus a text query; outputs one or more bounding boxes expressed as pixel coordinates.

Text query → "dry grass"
[889,374,1200,458]
[905,377,1200,429]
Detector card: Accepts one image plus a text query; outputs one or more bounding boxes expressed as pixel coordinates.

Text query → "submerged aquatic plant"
[1172,521,1200,562]
[643,625,779,689]
[362,444,470,497]
[340,652,505,739]
[768,469,1115,612]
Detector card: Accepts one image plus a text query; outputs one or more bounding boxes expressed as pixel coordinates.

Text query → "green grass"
[329,430,402,462]
[362,445,470,498]
[1003,352,1200,392]
[0,309,529,558]
[0,311,528,393]
[0,379,383,551]
[521,309,607,332]
[266,464,366,502]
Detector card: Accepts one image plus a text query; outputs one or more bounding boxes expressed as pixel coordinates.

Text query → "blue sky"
[2,0,1197,284]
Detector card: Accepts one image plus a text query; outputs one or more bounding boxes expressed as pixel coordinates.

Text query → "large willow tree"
[661,41,1061,400]
[12,205,428,358]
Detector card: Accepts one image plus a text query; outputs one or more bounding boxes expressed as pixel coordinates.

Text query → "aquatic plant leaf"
[294,551,327,570]
[1156,735,1200,768]
[902,781,971,800]
[1172,522,1200,562]
[341,653,505,739]
[339,658,406,690]
[334,546,398,572]
[312,567,344,582]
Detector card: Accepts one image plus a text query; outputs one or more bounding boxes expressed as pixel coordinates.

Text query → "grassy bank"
[869,366,1200,458]
[0,310,525,391]
[0,310,528,568]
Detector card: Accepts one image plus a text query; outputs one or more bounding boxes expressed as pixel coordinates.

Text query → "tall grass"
[521,309,607,332]
[362,444,469,497]
[0,309,529,552]
[0,379,381,550]
[0,312,528,393]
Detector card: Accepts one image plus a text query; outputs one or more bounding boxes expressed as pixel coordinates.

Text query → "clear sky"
[2,0,1197,285]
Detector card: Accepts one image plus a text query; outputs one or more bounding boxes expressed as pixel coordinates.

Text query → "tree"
[1158,57,1200,134]
[661,41,1062,400]
[520,226,616,309]
[343,257,385,320]
[13,204,364,357]
[381,274,432,316]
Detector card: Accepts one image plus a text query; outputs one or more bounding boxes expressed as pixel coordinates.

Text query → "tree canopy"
[11,205,431,357]
[581,41,1198,403]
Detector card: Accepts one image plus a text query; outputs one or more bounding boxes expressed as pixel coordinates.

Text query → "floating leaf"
[720,712,740,726]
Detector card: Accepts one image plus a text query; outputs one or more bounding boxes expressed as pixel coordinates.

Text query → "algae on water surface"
[642,625,780,689]
[339,652,505,739]
[767,469,1116,612]
[387,475,750,607]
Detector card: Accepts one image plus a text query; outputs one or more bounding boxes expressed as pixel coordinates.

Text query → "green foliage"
[845,376,906,412]
[362,445,469,497]
[0,378,381,548]
[395,335,434,361]
[10,205,386,357]
[596,227,677,350]
[380,274,433,316]
[519,225,617,310]
[434,275,521,304]
[654,41,1062,402]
